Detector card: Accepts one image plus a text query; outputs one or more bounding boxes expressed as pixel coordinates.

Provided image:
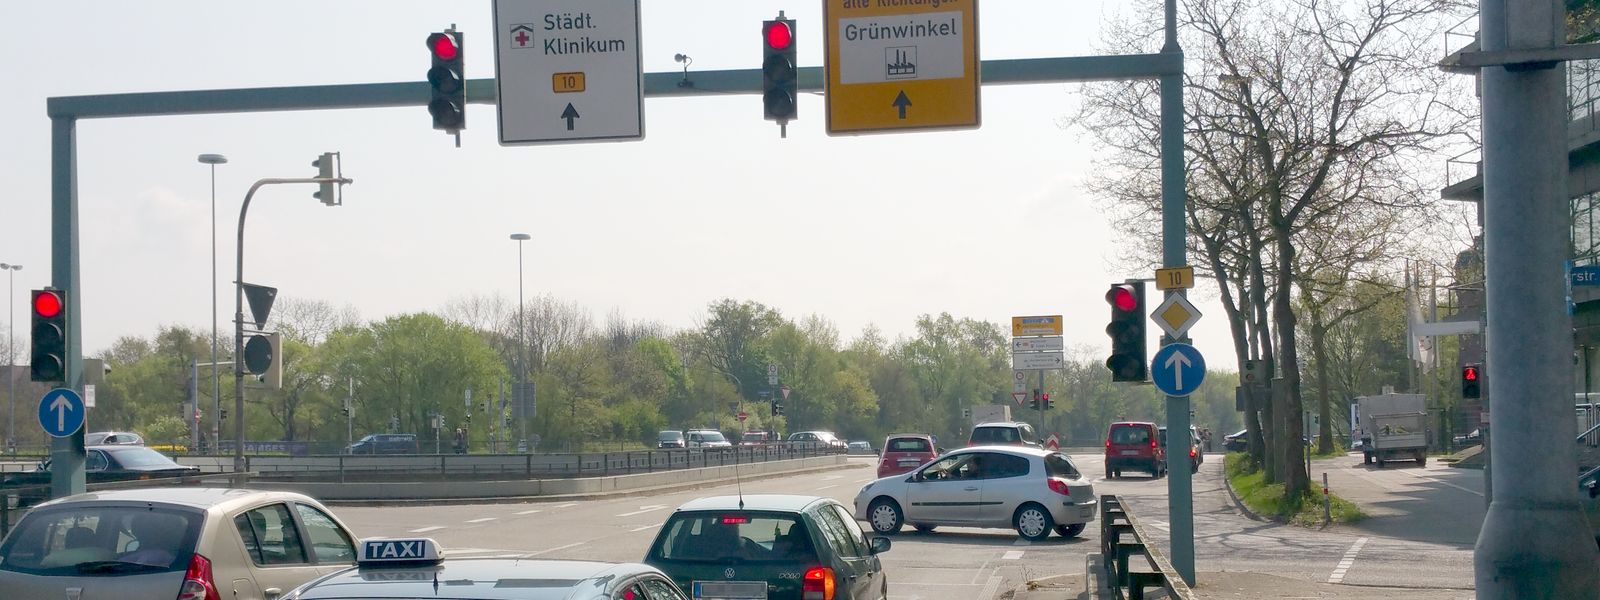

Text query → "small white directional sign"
[1013,352,1064,371]
[1012,336,1064,352]
[493,0,644,145]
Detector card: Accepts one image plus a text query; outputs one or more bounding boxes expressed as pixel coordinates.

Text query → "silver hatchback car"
[0,488,359,600]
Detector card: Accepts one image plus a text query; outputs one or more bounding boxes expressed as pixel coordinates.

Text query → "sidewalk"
[1010,568,1474,599]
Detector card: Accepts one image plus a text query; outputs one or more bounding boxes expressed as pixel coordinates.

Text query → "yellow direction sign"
[823,0,980,134]
[1151,293,1202,340]
[1012,315,1063,336]
[1155,266,1194,290]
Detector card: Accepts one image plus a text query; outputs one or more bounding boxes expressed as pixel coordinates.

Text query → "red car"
[877,433,939,478]
[1105,421,1165,479]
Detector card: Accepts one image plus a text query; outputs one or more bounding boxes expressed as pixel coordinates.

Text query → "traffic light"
[761,15,797,122]
[1029,389,1041,411]
[772,400,785,417]
[261,332,283,390]
[503,414,512,428]
[312,152,340,206]
[30,289,66,382]
[1043,393,1054,410]
[1104,282,1148,382]
[427,30,465,131]
[1462,363,1481,399]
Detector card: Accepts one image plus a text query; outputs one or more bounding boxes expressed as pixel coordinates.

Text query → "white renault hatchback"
[852,446,1097,541]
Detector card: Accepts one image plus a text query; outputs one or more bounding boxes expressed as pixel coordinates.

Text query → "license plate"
[1120,450,1139,456]
[898,459,919,466]
[1080,505,1096,518]
[693,581,767,599]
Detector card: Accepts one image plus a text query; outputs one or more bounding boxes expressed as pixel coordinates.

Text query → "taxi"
[283,538,690,600]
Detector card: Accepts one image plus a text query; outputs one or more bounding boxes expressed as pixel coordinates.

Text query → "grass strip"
[1225,453,1365,526]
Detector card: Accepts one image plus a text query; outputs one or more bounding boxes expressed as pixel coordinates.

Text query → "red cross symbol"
[512,26,532,47]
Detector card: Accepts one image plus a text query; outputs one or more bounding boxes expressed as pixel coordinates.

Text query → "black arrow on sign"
[892,91,912,119]
[560,103,580,130]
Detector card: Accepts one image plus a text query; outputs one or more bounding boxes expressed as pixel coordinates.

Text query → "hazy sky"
[0,0,1246,370]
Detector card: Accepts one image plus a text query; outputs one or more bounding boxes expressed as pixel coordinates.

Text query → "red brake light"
[803,567,836,600]
[1048,477,1071,496]
[177,553,220,600]
[721,515,749,525]
[1190,447,1197,458]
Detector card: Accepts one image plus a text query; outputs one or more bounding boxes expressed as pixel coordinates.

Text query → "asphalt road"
[334,451,1479,599]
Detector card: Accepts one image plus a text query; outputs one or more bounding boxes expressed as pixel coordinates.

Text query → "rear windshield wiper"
[73,560,168,574]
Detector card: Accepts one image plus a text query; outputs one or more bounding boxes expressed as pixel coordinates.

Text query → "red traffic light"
[1463,366,1478,381]
[765,20,793,50]
[33,291,62,318]
[429,32,460,61]
[1106,286,1137,312]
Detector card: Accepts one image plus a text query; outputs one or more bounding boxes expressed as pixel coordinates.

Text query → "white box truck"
[1354,393,1428,467]
[971,405,1012,428]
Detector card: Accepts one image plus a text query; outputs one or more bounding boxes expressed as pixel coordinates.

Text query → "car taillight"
[1190,447,1197,458]
[1151,438,1158,449]
[803,566,835,600]
[1105,438,1111,449]
[1048,477,1072,496]
[176,553,220,600]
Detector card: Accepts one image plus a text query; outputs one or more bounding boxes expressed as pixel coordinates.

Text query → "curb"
[1221,463,1269,523]
[314,461,865,507]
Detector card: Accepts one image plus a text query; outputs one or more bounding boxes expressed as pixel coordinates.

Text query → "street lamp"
[197,153,227,453]
[510,233,530,451]
[1,262,20,453]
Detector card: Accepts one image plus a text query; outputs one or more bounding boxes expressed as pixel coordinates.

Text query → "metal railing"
[1580,421,1600,448]
[175,443,845,481]
[1099,495,1198,600]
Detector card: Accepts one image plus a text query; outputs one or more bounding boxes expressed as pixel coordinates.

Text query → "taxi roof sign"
[360,538,444,565]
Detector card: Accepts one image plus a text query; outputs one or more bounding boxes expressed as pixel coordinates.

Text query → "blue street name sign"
[1151,343,1207,397]
[1572,264,1600,287]
[38,388,86,438]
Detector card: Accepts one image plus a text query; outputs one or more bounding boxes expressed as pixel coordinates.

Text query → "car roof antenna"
[735,447,745,510]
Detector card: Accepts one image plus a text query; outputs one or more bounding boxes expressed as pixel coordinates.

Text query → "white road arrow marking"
[1164,350,1193,390]
[50,395,73,431]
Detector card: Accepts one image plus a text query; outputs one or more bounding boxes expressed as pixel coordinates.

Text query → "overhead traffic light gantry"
[1105,282,1148,382]
[762,15,797,124]
[427,30,466,132]
[30,289,67,382]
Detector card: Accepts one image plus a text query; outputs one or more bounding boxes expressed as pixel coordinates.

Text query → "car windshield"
[0,505,201,575]
[650,511,814,563]
[887,437,931,452]
[695,431,728,443]
[104,447,182,469]
[972,427,1020,444]
[742,432,767,441]
[1111,426,1151,445]
[658,431,683,441]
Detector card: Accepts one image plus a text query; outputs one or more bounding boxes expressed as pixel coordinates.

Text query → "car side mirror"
[1588,480,1598,499]
[869,536,892,554]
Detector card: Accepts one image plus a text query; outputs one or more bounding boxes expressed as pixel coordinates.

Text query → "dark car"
[1159,425,1203,474]
[1,446,201,507]
[1105,422,1164,478]
[345,433,419,455]
[1223,429,1249,453]
[657,430,687,449]
[646,494,891,600]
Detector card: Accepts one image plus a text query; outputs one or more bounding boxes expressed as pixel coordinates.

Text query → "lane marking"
[617,505,667,517]
[817,484,837,491]
[408,526,445,533]
[1327,536,1369,584]
[1401,470,1485,497]
[515,509,543,515]
[631,524,662,532]
[529,542,585,556]
[822,475,843,480]
[555,502,579,509]
[465,517,497,524]
[978,574,1004,600]
[1001,550,1025,560]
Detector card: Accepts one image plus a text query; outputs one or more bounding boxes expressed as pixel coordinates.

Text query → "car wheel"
[1113,468,1122,478]
[1363,452,1372,465]
[1055,523,1086,538]
[913,523,936,533]
[1191,462,1199,474]
[1105,465,1113,479]
[1375,457,1386,469]
[868,498,904,535]
[1014,503,1054,541]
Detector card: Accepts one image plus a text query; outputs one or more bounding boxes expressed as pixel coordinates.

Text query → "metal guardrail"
[1100,494,1198,600]
[176,443,845,481]
[1579,421,1600,447]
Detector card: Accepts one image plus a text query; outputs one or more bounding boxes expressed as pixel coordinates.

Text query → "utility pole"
[1472,0,1600,595]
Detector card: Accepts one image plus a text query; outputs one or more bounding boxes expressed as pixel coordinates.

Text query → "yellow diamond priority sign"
[1152,293,1202,340]
[824,0,980,134]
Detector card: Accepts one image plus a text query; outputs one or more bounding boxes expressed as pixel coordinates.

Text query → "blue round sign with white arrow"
[38,388,86,438]
[1151,343,1207,397]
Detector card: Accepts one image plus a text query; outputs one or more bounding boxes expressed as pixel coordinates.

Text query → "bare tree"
[274,297,360,346]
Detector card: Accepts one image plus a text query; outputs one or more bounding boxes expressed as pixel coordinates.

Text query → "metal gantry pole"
[1159,0,1194,585]
[1473,0,1600,595]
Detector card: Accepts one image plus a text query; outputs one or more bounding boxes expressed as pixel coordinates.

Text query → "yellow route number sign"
[1155,266,1194,291]
[823,0,980,134]
[552,72,586,93]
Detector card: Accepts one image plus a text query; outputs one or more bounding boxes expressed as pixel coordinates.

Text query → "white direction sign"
[1151,293,1203,339]
[1012,370,1027,394]
[493,0,644,145]
[1013,352,1065,371]
[1012,336,1064,352]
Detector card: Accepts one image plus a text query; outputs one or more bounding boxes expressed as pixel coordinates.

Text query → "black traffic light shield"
[427,31,466,131]
[1104,282,1148,382]
[244,334,274,376]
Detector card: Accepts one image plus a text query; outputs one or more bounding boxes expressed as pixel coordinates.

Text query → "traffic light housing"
[262,332,283,390]
[1043,393,1053,410]
[772,400,785,417]
[30,289,66,382]
[427,31,465,131]
[1105,282,1148,382]
[762,16,797,122]
[1029,389,1041,411]
[312,152,340,206]
[1462,363,1481,399]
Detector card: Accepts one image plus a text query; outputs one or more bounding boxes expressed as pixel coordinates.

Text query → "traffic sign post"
[37,388,85,438]
[1151,344,1206,397]
[824,0,979,134]
[492,0,645,145]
